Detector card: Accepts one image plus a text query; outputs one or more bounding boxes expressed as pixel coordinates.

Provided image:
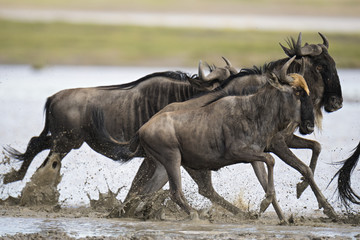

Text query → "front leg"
[269,135,337,220]
[286,134,321,198]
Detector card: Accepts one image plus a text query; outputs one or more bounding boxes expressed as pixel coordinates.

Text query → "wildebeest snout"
[303,120,314,134]
[325,95,343,112]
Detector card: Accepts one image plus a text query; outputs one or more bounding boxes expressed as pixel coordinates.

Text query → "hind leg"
[251,161,286,223]
[184,167,245,215]
[125,157,168,202]
[3,135,52,184]
[143,142,195,216]
[36,134,82,174]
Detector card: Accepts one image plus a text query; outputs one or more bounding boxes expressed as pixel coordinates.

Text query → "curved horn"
[222,56,232,67]
[198,60,208,81]
[222,56,238,75]
[318,32,329,49]
[198,60,230,82]
[299,57,305,76]
[280,56,296,84]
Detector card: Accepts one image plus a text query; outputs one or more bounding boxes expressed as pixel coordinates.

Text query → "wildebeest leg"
[228,150,278,218]
[162,157,194,215]
[143,144,195,216]
[286,134,321,198]
[125,157,168,202]
[269,136,337,220]
[184,167,245,216]
[3,135,52,184]
[251,161,286,223]
[37,134,80,173]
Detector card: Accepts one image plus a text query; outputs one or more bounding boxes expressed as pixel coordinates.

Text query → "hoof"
[279,219,288,225]
[296,181,308,199]
[323,207,338,220]
[260,197,272,214]
[190,210,200,221]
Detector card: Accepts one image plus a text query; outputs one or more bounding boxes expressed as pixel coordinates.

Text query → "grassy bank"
[0,19,359,68]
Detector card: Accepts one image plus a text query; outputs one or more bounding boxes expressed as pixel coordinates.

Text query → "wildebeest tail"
[88,107,142,161]
[329,141,360,208]
[4,97,52,162]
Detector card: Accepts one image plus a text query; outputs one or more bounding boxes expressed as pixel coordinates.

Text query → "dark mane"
[212,61,275,91]
[96,71,195,90]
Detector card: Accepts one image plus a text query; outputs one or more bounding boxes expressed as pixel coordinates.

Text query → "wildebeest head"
[189,57,238,91]
[280,32,342,113]
[271,56,314,135]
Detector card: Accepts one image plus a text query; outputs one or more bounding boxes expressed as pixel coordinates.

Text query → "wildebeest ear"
[268,73,286,91]
[279,43,293,57]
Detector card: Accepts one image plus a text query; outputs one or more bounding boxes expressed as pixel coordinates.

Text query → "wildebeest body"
[131,73,309,220]
[142,89,298,170]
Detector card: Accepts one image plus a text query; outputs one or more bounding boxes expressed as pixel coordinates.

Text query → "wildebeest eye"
[316,65,323,71]
[295,91,301,96]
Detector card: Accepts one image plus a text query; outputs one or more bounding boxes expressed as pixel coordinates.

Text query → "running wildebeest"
[89,56,315,221]
[330,141,360,208]
[4,33,341,219]
[3,58,236,183]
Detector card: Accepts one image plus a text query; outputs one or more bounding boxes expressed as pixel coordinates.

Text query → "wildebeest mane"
[198,62,275,107]
[213,62,275,91]
[96,71,196,90]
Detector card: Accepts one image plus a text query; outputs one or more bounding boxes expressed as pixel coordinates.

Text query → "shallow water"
[0,65,359,238]
[1,216,359,239]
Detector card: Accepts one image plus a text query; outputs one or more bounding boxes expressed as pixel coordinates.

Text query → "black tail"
[5,97,52,161]
[88,107,143,161]
[330,141,360,208]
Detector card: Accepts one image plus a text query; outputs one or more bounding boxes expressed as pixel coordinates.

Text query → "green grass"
[0,19,359,68]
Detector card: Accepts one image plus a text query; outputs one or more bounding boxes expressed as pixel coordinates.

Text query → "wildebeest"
[90,56,315,221]
[4,58,235,184]
[330,141,360,208]
[4,33,341,219]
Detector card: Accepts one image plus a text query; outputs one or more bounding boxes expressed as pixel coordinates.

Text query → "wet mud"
[0,152,360,239]
[0,145,360,239]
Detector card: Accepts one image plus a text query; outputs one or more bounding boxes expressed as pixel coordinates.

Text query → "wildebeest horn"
[318,32,329,49]
[222,56,238,75]
[222,56,232,67]
[198,60,232,82]
[280,56,296,84]
[198,60,207,81]
[296,32,302,53]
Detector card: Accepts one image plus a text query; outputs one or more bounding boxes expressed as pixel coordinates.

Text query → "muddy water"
[0,66,360,239]
[1,215,359,239]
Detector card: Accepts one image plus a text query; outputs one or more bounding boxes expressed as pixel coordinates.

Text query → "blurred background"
[0,0,359,69]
